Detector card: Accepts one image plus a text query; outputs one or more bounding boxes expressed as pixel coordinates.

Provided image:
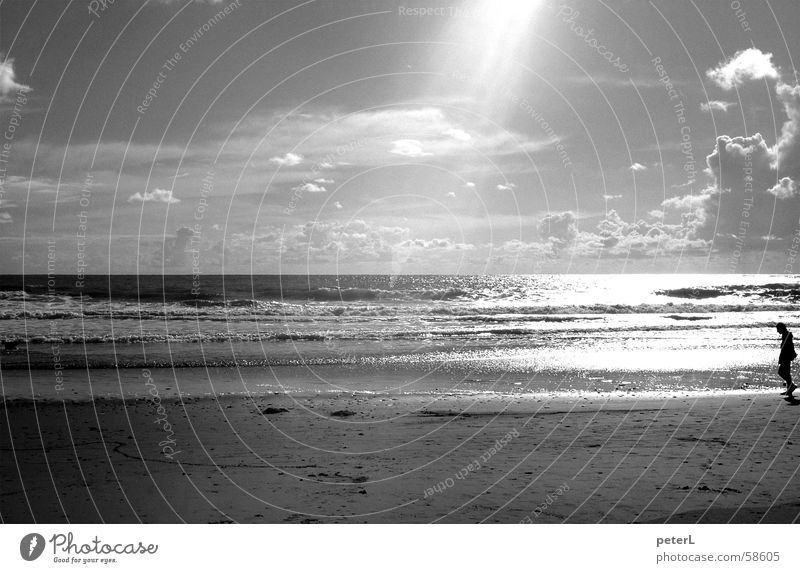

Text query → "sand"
[2,389,800,523]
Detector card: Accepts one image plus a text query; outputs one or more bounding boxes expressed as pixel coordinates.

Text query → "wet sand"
[3,385,800,523]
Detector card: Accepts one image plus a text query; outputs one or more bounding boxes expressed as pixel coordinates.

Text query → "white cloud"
[269,152,303,166]
[127,188,180,204]
[603,194,623,200]
[629,162,648,172]
[443,128,471,141]
[0,212,12,224]
[446,191,456,198]
[661,193,711,211]
[389,139,432,157]
[496,182,516,191]
[464,181,476,188]
[293,182,326,193]
[0,58,31,99]
[497,209,709,260]
[334,201,343,209]
[313,178,334,184]
[767,177,797,199]
[706,48,779,90]
[700,100,737,113]
[539,211,578,244]
[774,81,800,173]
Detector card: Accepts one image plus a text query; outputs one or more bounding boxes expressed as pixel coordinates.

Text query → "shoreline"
[3,391,799,523]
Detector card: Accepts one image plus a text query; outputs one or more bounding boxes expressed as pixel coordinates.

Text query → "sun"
[431,0,543,118]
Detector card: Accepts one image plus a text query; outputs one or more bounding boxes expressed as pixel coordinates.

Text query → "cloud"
[767,177,797,199]
[774,81,800,173]
[661,193,711,211]
[662,111,800,247]
[389,139,432,157]
[629,162,648,172]
[499,209,709,260]
[496,182,516,191]
[0,58,31,99]
[145,227,196,268]
[0,212,12,224]
[226,218,476,268]
[313,178,334,184]
[706,48,779,89]
[269,152,303,166]
[464,181,476,188]
[538,211,577,244]
[443,128,471,141]
[446,191,456,198]
[603,194,622,201]
[334,201,343,209]
[700,100,737,113]
[127,188,180,204]
[293,182,327,193]
[398,238,474,250]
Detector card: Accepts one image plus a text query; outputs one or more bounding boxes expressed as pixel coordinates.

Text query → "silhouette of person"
[776,322,797,398]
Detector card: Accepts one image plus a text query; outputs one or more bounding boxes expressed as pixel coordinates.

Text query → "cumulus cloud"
[446,191,456,198]
[389,139,432,157]
[654,58,800,251]
[313,178,334,184]
[662,116,800,248]
[443,128,471,141]
[706,48,779,90]
[0,58,31,99]
[774,81,800,172]
[496,182,516,191]
[629,162,648,172]
[226,218,477,269]
[293,182,326,193]
[333,201,343,209]
[269,152,303,166]
[0,212,13,224]
[128,188,180,204]
[767,177,797,199]
[464,181,476,188]
[700,100,737,113]
[145,227,196,268]
[538,211,577,244]
[661,192,712,211]
[603,194,623,201]
[499,209,709,260]
[398,238,474,250]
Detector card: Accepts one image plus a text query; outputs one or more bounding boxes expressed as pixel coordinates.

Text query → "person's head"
[777,322,788,334]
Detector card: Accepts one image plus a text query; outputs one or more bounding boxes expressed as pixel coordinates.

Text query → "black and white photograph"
[1,0,800,565]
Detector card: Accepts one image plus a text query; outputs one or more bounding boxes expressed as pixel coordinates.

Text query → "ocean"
[1,274,798,398]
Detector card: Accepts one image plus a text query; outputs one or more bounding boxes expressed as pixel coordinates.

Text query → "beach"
[3,373,799,524]
[2,274,800,523]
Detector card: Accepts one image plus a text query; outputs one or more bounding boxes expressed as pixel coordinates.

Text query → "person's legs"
[778,364,791,394]
[780,363,796,397]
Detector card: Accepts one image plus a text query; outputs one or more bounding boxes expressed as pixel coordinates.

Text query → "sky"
[1,0,799,274]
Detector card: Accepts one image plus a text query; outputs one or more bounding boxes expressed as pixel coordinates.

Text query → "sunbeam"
[430,0,544,119]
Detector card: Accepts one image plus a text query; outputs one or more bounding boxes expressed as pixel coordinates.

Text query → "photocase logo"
[19,533,45,561]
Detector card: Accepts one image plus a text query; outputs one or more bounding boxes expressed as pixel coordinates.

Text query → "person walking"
[776,322,797,398]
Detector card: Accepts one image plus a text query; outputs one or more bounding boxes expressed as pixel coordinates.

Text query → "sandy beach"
[3,386,799,523]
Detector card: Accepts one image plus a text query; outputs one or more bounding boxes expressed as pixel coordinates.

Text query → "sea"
[1,274,798,398]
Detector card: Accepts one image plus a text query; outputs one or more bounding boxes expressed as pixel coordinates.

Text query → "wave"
[2,301,799,322]
[657,283,800,300]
